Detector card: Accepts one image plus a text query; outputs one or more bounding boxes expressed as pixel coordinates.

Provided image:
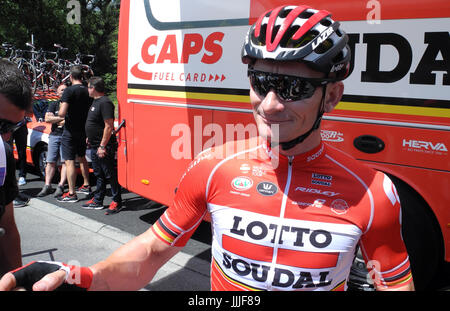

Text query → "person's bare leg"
[58,163,67,187]
[44,162,56,186]
[78,156,90,187]
[65,160,77,194]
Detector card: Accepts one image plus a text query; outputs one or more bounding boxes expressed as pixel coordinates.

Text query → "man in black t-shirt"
[55,66,92,203]
[0,59,32,276]
[82,77,122,215]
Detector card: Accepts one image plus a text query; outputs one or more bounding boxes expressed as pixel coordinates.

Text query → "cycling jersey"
[151,137,412,291]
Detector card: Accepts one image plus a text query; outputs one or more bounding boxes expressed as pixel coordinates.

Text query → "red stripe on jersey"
[276,248,339,269]
[222,235,273,262]
[223,234,339,269]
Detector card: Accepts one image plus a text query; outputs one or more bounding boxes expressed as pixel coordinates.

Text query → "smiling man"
[0,59,32,277]
[0,5,414,291]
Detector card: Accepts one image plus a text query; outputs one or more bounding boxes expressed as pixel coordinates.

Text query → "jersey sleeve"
[359,173,413,289]
[151,149,215,247]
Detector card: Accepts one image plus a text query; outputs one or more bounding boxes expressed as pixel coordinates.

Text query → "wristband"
[11,261,93,291]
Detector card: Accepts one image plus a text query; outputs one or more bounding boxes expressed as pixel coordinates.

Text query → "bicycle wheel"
[17,59,37,94]
[42,59,58,90]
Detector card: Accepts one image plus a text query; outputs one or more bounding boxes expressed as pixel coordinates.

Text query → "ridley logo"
[231,177,253,191]
[256,182,278,196]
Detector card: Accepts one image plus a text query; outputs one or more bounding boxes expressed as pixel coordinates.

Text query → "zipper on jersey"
[267,156,294,289]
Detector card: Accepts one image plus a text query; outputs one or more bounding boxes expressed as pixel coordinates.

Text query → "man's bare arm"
[89,228,180,290]
[44,112,64,124]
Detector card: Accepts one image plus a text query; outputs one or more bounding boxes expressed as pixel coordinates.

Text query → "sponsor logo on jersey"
[239,163,251,174]
[293,199,327,209]
[307,144,325,162]
[295,186,340,197]
[231,176,253,191]
[330,199,349,215]
[311,173,333,187]
[256,182,278,196]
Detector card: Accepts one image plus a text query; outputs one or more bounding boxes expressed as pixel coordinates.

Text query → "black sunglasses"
[0,118,26,134]
[248,68,332,102]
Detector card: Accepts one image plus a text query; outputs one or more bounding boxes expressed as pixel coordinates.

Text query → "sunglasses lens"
[249,69,321,101]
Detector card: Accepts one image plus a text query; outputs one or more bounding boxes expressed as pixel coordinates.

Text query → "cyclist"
[0,5,413,291]
[0,59,32,276]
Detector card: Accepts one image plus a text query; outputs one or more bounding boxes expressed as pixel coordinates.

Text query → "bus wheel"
[388,174,444,291]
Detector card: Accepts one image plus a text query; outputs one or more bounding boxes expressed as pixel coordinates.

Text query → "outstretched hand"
[0,269,66,291]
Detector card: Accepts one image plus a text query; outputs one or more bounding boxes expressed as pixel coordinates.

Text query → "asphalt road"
[16,169,213,263]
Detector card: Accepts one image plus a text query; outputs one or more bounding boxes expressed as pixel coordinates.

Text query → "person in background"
[10,120,30,208]
[55,66,91,203]
[11,122,27,187]
[36,84,68,198]
[82,77,122,215]
[0,59,32,276]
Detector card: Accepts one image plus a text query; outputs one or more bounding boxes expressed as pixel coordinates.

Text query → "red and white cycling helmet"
[242,5,351,81]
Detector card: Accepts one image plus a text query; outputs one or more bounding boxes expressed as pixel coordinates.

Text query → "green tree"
[0,0,120,93]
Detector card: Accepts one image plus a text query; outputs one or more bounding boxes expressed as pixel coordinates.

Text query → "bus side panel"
[212,110,257,145]
[130,103,213,206]
[322,119,450,260]
[117,0,131,189]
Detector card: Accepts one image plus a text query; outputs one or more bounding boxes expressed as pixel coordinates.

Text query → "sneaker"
[37,185,53,197]
[54,185,64,198]
[57,192,79,203]
[105,201,122,215]
[13,198,28,208]
[18,177,26,186]
[82,198,104,210]
[76,185,91,195]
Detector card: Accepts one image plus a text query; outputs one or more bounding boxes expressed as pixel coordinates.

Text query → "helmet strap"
[280,84,327,151]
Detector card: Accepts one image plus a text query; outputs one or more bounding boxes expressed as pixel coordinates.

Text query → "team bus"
[116,0,449,290]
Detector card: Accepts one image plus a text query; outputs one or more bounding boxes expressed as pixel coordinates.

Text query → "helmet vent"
[298,10,314,19]
[332,51,344,63]
[279,8,292,18]
[271,25,281,43]
[281,25,301,48]
[319,18,332,27]
[314,39,333,54]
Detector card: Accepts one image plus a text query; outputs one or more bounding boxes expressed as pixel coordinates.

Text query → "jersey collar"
[261,137,326,166]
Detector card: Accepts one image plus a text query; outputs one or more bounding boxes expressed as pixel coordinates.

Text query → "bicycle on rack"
[1,42,96,94]
[1,43,37,93]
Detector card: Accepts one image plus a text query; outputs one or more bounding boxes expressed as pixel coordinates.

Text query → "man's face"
[0,93,25,141]
[249,60,325,144]
[88,84,95,98]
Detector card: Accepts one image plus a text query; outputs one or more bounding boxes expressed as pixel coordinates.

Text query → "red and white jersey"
[151,137,412,291]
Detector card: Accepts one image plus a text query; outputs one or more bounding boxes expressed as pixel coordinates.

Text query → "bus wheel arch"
[386,173,444,290]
